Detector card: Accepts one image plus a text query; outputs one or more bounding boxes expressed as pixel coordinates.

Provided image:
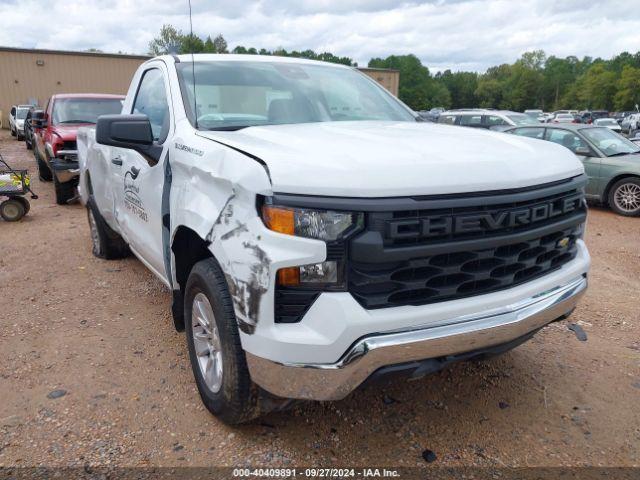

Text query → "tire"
[608,177,640,217]
[86,196,129,259]
[185,258,263,424]
[0,199,26,222]
[35,150,52,182]
[13,196,30,215]
[53,174,76,205]
[26,137,32,150]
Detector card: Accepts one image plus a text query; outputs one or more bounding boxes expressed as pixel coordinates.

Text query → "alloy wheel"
[613,182,640,213]
[191,292,223,393]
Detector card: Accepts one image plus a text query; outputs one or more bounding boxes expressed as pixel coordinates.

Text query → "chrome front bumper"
[50,156,79,183]
[247,275,587,401]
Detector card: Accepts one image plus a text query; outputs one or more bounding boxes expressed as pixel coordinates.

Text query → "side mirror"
[574,146,591,156]
[96,114,162,165]
[32,110,46,128]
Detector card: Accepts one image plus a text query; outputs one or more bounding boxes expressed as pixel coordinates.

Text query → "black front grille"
[347,176,587,309]
[349,226,579,309]
[62,140,77,150]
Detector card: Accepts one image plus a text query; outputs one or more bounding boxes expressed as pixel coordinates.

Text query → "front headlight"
[261,202,363,287]
[261,204,362,241]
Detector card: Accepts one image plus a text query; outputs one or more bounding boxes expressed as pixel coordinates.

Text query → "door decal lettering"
[124,169,148,222]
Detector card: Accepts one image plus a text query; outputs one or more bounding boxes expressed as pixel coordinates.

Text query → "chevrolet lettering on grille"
[387,192,583,239]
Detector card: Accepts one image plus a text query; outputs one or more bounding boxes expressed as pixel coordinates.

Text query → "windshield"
[580,127,640,156]
[52,98,123,125]
[176,61,415,130]
[16,108,29,120]
[507,114,539,126]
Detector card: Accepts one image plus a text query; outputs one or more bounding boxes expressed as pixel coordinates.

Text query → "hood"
[602,152,640,168]
[51,124,86,141]
[199,121,584,197]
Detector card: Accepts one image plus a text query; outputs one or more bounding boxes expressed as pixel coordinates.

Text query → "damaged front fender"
[169,136,324,338]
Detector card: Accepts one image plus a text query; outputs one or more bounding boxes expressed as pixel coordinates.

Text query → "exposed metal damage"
[169,142,276,335]
[212,207,272,335]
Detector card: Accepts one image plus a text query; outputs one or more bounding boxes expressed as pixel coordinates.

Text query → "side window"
[459,114,482,127]
[132,68,170,143]
[438,115,456,125]
[545,129,589,153]
[486,115,507,126]
[512,127,544,139]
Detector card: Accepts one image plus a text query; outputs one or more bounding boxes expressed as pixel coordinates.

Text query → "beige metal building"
[358,67,400,97]
[0,47,147,128]
[1,47,400,128]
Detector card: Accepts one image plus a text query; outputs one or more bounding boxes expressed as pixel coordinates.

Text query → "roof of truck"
[169,53,351,68]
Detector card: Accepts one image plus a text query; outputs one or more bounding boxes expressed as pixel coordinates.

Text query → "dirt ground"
[0,129,639,469]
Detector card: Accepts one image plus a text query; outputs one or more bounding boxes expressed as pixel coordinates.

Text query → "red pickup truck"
[33,93,124,204]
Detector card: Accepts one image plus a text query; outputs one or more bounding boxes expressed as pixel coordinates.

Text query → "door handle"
[111,156,123,166]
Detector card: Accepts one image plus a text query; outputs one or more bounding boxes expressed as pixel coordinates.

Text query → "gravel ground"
[0,129,639,469]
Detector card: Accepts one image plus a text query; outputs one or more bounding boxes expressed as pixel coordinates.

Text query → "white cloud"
[0,0,638,72]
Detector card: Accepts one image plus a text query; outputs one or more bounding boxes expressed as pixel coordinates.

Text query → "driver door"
[111,65,172,279]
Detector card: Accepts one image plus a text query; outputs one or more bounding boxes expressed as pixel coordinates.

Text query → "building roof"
[0,46,150,60]
[357,67,400,73]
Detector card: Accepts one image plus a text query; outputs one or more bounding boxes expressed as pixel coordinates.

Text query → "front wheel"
[35,150,52,182]
[185,258,262,425]
[608,178,640,217]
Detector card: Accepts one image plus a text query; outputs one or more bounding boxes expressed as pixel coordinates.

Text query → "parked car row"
[419,106,639,131]
[416,107,445,122]
[10,93,124,204]
[504,109,638,128]
[435,109,640,216]
[437,109,539,129]
[8,104,34,140]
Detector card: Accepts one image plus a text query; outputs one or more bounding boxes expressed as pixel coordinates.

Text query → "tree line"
[149,25,640,113]
[148,25,354,66]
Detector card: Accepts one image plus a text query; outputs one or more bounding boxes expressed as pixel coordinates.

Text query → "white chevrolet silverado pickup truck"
[77,54,590,424]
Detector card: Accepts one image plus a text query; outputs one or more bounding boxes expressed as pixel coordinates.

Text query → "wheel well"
[171,226,212,292]
[603,174,640,205]
[170,227,213,331]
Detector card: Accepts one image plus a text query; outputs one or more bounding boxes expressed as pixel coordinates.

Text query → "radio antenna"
[188,0,198,129]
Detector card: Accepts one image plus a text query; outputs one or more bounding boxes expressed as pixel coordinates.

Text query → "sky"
[1,0,639,72]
